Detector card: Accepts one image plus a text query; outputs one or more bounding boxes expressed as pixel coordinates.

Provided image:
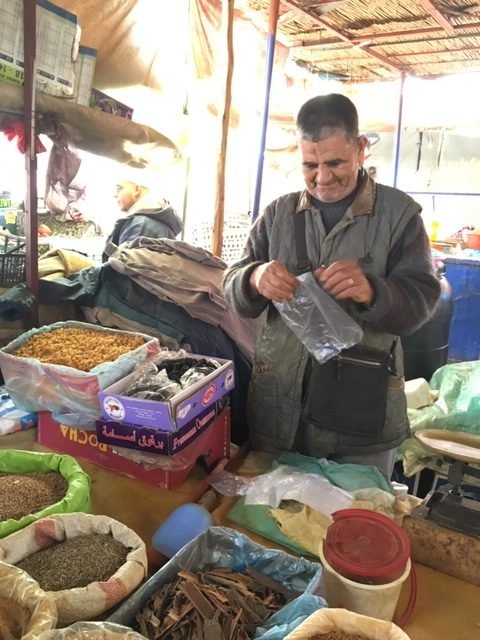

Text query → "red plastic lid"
[324,508,411,580]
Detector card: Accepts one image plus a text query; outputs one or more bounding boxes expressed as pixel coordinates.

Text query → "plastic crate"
[0,230,26,287]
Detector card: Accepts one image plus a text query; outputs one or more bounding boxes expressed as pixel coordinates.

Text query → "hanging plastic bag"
[274,272,363,364]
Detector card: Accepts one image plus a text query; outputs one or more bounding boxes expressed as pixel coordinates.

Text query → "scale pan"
[415,429,480,464]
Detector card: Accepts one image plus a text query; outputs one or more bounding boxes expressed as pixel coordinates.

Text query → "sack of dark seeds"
[0,513,148,626]
[37,621,146,639]
[0,560,57,640]
[285,608,411,639]
[0,449,91,538]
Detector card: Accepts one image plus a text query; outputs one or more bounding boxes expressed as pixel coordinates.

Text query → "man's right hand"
[249,260,298,302]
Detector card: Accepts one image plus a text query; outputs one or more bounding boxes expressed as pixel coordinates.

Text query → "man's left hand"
[314,260,374,305]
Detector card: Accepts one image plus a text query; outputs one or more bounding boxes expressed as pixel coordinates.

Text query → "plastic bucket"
[320,509,417,626]
[319,544,412,623]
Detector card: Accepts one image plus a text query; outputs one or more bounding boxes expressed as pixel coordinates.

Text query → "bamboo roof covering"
[242,0,480,82]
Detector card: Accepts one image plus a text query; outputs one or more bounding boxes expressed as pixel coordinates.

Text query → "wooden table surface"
[1,427,479,640]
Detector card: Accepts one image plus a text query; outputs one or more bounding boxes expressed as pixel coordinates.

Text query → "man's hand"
[250,260,298,302]
[314,260,374,305]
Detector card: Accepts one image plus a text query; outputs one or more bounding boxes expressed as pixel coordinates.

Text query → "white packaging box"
[0,0,80,97]
[73,44,97,106]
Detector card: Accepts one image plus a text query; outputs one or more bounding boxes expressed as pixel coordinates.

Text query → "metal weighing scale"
[403,429,480,585]
[414,429,480,537]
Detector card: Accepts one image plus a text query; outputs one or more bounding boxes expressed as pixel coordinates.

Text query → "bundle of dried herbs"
[0,597,29,640]
[0,472,68,521]
[17,533,128,591]
[134,566,300,640]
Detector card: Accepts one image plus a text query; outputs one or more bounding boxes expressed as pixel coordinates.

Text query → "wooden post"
[211,0,234,258]
[23,0,39,326]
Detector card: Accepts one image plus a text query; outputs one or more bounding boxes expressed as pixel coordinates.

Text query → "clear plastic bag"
[0,561,57,639]
[208,465,354,514]
[274,272,363,364]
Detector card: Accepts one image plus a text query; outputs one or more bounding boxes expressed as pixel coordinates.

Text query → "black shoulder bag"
[294,210,394,436]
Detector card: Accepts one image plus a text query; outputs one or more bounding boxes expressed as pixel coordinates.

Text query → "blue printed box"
[98,356,235,433]
[96,398,226,455]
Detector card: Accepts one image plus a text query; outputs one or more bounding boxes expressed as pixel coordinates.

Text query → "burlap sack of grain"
[0,320,161,427]
[0,560,57,639]
[38,621,146,639]
[285,608,411,639]
[0,513,148,626]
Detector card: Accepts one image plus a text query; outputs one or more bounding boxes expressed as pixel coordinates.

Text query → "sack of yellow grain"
[0,560,57,640]
[285,608,411,640]
[0,320,161,427]
[0,512,148,626]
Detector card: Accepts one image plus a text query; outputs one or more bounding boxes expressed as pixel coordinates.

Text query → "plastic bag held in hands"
[274,272,363,364]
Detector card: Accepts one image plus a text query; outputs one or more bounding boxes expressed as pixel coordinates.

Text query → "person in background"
[223,93,441,478]
[102,166,183,262]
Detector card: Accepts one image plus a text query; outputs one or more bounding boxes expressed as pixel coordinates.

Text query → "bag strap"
[294,211,312,275]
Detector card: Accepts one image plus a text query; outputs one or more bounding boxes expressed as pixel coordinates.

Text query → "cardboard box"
[90,88,134,119]
[96,397,227,456]
[0,0,79,97]
[37,409,230,490]
[98,357,235,432]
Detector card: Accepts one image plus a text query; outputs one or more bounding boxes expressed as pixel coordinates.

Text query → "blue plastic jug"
[152,503,213,559]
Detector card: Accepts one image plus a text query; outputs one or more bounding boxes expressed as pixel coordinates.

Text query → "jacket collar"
[295,172,376,217]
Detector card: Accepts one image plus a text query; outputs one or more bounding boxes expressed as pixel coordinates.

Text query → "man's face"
[115,180,141,211]
[299,134,367,203]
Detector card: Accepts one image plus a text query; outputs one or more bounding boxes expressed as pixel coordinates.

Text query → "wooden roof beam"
[281,0,406,73]
[290,21,480,48]
[417,0,455,34]
[314,44,480,62]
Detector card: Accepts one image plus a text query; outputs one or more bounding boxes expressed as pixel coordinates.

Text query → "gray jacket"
[223,175,441,454]
[102,195,183,262]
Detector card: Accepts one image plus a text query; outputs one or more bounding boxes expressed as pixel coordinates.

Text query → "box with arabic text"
[96,398,227,455]
[98,356,235,433]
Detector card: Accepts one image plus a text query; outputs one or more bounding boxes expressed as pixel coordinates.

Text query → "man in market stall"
[102,166,183,262]
[223,93,441,478]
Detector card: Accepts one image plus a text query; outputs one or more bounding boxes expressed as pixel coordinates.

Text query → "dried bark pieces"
[135,567,298,639]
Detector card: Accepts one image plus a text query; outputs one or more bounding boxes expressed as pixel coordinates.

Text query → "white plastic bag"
[0,513,148,626]
[0,561,57,640]
[274,272,363,364]
[285,608,411,639]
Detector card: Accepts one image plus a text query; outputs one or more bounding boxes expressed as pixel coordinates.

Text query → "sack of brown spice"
[285,608,411,639]
[0,449,91,538]
[0,512,148,626]
[37,621,146,639]
[0,560,57,640]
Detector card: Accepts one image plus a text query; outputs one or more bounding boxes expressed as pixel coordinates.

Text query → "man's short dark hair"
[296,94,359,142]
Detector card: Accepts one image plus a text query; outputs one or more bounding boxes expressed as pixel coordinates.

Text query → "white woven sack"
[37,621,146,639]
[285,608,411,639]
[0,513,148,626]
[0,561,57,639]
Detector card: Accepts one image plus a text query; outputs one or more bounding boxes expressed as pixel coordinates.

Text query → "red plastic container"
[323,509,411,585]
